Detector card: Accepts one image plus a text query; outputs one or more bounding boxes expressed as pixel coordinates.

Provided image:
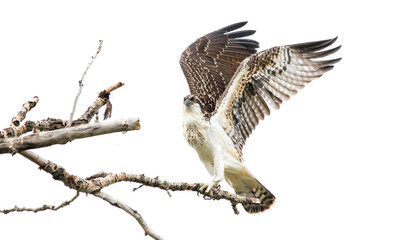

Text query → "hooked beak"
[184,99,194,106]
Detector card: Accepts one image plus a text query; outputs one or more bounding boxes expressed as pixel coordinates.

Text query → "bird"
[179,21,341,213]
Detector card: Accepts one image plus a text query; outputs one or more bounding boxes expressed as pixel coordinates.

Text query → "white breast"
[183,104,242,176]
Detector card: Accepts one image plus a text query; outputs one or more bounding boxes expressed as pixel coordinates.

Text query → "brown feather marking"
[216,38,341,156]
[180,22,259,115]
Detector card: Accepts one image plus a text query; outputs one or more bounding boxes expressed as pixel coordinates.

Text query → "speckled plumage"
[180,22,341,213]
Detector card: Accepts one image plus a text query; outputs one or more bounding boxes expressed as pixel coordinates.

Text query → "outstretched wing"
[180,22,259,115]
[215,37,341,156]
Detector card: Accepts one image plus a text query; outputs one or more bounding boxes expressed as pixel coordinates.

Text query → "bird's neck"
[183,105,208,146]
[183,105,206,129]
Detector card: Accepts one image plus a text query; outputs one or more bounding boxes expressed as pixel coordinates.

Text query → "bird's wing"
[180,22,259,115]
[215,37,341,156]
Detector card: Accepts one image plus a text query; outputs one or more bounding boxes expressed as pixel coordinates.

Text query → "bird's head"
[183,95,203,112]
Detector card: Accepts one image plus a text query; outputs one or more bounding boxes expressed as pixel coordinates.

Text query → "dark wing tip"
[217,21,248,33]
[214,22,256,40]
[289,37,339,53]
[328,57,342,65]
[320,65,335,72]
[308,45,342,59]
[314,57,342,68]
[227,30,256,39]
[218,22,258,53]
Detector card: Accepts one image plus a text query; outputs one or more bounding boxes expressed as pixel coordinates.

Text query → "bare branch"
[231,201,240,215]
[10,96,39,128]
[67,40,104,127]
[17,152,257,206]
[78,82,124,123]
[17,150,160,239]
[91,172,257,205]
[0,118,140,154]
[1,191,79,214]
[0,82,123,139]
[105,81,125,93]
[93,191,163,240]
[132,184,144,191]
[1,96,39,138]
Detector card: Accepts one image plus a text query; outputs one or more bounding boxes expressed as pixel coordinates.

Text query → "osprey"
[180,22,341,213]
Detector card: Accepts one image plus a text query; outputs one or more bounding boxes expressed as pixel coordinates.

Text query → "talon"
[213,184,221,194]
[205,184,213,193]
[199,179,221,194]
[199,183,207,193]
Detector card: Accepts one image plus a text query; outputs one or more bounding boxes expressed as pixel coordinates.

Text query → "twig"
[67,40,104,127]
[133,184,144,191]
[1,191,79,214]
[93,191,163,240]
[231,201,240,215]
[0,118,140,154]
[105,81,125,93]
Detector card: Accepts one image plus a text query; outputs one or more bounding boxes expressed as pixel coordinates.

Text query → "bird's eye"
[183,98,186,103]
[192,98,197,102]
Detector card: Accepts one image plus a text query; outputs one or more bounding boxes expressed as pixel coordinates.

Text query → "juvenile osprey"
[180,22,341,213]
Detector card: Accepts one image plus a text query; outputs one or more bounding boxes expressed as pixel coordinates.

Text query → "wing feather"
[216,37,341,155]
[180,22,259,115]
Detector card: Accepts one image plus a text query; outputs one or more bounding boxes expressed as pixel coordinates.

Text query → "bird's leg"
[200,154,224,193]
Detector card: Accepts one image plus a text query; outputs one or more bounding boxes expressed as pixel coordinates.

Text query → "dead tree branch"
[12,148,257,238]
[1,191,79,214]
[16,150,163,239]
[0,117,140,154]
[0,82,124,139]
[68,40,104,127]
[86,171,257,205]
[78,81,124,123]
[0,41,164,239]
[93,191,163,240]
[17,150,257,206]
[10,96,39,128]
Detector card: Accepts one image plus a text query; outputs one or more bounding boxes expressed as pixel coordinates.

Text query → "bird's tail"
[226,170,275,213]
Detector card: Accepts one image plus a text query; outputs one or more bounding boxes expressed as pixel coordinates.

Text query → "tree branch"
[0,117,140,154]
[17,150,257,207]
[0,82,124,139]
[17,150,163,239]
[87,171,257,205]
[78,81,124,123]
[1,43,162,239]
[1,191,79,214]
[10,96,39,128]
[68,40,104,127]
[93,191,163,240]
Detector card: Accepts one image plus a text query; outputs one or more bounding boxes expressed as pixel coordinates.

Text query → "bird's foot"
[199,178,221,194]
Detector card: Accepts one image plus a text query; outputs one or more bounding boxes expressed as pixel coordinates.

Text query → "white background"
[0,1,408,239]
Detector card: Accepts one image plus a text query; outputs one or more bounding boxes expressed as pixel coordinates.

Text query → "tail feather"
[226,171,275,213]
[241,179,275,213]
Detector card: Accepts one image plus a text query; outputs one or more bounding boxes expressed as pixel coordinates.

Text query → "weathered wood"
[0,82,124,139]
[0,118,140,154]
